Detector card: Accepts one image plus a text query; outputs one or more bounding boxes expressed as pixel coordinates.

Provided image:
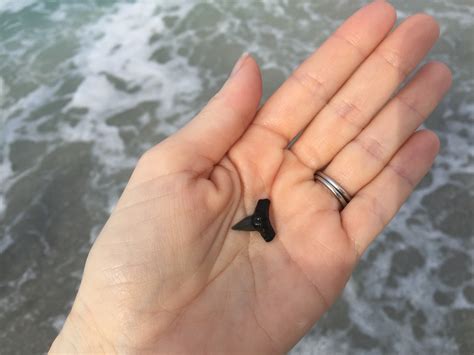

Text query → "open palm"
[51,2,451,354]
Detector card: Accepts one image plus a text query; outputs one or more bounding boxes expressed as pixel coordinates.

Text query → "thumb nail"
[230,52,249,78]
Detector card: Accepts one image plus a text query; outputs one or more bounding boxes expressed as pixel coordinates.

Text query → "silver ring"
[314,171,351,209]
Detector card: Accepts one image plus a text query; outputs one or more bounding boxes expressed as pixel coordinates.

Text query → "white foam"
[68,75,117,113]
[72,0,200,113]
[0,76,7,107]
[0,159,11,218]
[0,232,13,254]
[64,0,201,171]
[0,0,36,14]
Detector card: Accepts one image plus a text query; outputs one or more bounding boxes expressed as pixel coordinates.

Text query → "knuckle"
[333,30,366,58]
[395,94,424,119]
[376,47,409,76]
[327,97,364,130]
[290,70,330,104]
[353,135,387,164]
[387,162,416,188]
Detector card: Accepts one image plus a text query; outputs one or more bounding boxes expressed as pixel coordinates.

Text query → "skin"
[50,1,452,354]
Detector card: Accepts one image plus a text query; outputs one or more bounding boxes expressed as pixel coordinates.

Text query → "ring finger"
[319,61,451,198]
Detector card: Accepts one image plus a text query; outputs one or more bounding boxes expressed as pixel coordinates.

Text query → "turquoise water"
[1,0,473,353]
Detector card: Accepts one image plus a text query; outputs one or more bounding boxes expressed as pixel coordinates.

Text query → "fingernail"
[230,52,249,78]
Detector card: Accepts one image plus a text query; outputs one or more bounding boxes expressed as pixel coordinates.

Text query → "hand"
[50,2,451,354]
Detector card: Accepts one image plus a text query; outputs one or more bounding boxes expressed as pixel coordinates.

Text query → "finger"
[321,61,451,196]
[341,130,440,254]
[172,53,262,168]
[252,1,396,146]
[292,14,440,170]
[132,54,262,185]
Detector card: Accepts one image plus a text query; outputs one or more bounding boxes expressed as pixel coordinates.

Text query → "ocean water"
[0,0,473,354]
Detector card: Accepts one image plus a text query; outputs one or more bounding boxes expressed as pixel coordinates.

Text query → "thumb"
[130,53,262,187]
[171,53,262,172]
